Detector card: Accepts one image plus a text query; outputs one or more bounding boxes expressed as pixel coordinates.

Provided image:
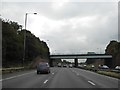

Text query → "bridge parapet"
[50,54,112,59]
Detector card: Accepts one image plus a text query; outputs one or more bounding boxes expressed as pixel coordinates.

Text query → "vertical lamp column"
[23,13,37,66]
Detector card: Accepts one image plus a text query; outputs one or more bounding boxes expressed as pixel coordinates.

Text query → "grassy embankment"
[80,65,120,79]
[97,70,120,79]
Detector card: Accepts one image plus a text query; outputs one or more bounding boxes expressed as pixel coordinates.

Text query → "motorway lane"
[44,68,96,88]
[2,68,59,88]
[72,68,119,88]
[2,67,119,88]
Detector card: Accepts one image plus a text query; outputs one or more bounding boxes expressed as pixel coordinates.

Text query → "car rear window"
[38,63,48,67]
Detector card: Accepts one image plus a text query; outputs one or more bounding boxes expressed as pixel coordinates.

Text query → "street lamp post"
[23,12,37,66]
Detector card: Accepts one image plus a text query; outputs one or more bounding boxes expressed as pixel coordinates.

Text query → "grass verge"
[78,67,120,79]
[97,70,120,79]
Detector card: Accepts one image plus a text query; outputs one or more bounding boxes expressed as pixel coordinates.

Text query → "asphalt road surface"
[1,67,119,88]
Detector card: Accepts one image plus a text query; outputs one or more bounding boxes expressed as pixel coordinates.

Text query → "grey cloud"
[40,2,117,20]
[2,2,118,54]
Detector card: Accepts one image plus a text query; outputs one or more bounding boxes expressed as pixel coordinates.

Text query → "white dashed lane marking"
[43,80,48,84]
[88,81,96,86]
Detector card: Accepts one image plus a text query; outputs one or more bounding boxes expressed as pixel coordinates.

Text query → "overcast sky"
[1,0,118,59]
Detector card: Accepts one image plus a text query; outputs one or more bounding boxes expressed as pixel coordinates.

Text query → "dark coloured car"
[37,62,50,74]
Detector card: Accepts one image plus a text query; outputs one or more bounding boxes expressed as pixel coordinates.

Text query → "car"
[69,64,73,68]
[91,65,95,68]
[83,64,87,67]
[37,62,50,74]
[98,65,109,69]
[58,63,62,67]
[63,64,67,67]
[102,65,109,69]
[115,66,120,70]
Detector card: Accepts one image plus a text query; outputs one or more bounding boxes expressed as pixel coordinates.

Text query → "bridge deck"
[50,54,112,59]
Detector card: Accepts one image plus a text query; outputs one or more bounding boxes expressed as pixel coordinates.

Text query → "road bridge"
[49,54,112,67]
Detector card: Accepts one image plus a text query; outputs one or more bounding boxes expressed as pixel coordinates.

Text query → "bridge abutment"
[74,58,78,67]
[49,59,53,67]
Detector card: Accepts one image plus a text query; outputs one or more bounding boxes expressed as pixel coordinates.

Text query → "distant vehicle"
[69,64,73,68]
[98,65,109,69]
[37,62,50,74]
[58,63,62,67]
[115,66,120,70]
[63,64,67,67]
[91,65,95,68]
[83,65,87,67]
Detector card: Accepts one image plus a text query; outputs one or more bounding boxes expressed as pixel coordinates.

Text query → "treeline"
[105,40,120,68]
[85,40,120,68]
[2,19,50,68]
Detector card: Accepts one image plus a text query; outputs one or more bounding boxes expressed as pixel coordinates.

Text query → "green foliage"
[105,40,120,68]
[105,40,119,55]
[2,19,50,67]
[97,71,120,79]
[2,19,23,67]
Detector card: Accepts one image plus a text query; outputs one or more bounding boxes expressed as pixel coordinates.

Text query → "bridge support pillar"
[49,59,53,67]
[74,58,78,67]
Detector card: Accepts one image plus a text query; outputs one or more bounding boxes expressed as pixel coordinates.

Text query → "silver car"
[115,66,120,70]
[37,62,50,74]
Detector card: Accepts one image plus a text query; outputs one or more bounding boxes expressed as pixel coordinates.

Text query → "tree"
[105,40,120,68]
[2,19,50,67]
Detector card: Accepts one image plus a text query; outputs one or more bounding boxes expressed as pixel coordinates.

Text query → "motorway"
[1,67,119,88]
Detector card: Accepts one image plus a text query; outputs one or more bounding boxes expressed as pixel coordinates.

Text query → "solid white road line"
[0,71,35,82]
[44,80,48,84]
[88,81,96,86]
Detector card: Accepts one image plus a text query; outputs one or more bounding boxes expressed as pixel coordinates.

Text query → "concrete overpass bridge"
[49,54,112,67]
